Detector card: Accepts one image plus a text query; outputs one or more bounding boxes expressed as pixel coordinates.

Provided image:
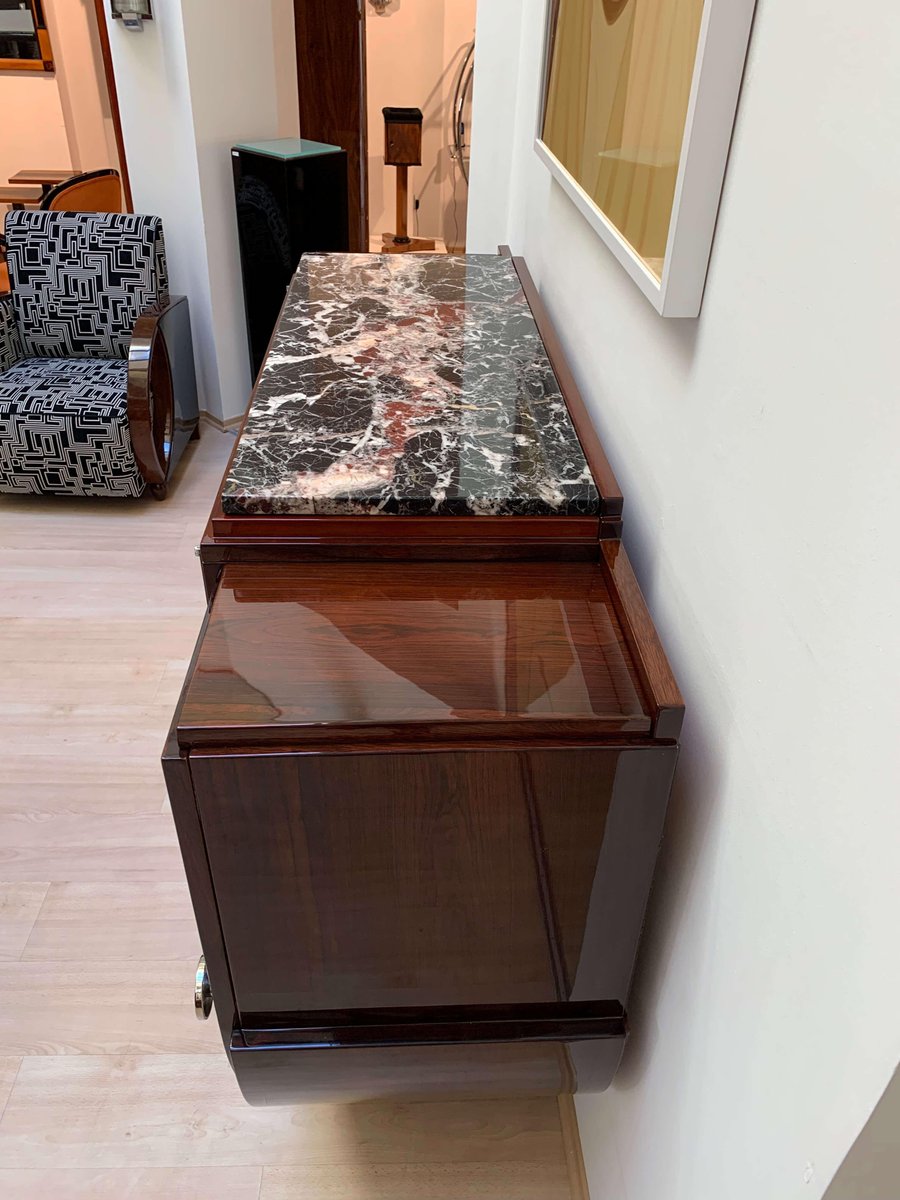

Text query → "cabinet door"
[191,750,559,1014]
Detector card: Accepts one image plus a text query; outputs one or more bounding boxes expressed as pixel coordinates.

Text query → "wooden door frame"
[91,0,134,211]
[292,0,368,251]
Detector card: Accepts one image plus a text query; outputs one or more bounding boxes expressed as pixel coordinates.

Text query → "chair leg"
[149,482,167,501]
[190,422,201,442]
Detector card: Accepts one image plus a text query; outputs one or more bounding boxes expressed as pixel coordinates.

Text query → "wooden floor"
[0,430,581,1199]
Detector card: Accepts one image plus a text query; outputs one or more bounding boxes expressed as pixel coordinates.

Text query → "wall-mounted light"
[368,0,391,14]
[110,0,153,32]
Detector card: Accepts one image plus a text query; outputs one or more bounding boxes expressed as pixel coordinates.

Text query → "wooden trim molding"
[92,0,133,211]
[199,410,243,434]
[558,1093,591,1200]
[601,540,684,739]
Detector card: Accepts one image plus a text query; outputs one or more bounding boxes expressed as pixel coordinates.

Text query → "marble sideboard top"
[221,253,599,518]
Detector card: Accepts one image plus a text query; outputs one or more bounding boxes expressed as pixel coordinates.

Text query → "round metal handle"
[194,955,213,1020]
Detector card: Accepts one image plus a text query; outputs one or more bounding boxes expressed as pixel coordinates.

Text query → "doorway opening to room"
[292,0,477,254]
[0,0,131,291]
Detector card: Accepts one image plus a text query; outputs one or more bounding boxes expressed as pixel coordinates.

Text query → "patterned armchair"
[0,211,198,500]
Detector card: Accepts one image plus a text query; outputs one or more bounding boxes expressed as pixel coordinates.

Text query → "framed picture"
[0,0,54,72]
[535,0,756,316]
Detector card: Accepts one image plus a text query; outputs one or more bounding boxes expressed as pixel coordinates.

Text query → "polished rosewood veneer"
[164,252,682,1105]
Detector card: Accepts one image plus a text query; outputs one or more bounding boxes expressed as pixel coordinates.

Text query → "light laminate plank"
[0,757,168,815]
[0,885,49,960]
[0,1055,567,1169]
[0,1058,22,1117]
[0,812,183,882]
[0,962,220,1055]
[0,1167,263,1200]
[0,621,200,666]
[0,661,169,706]
[21,883,199,962]
[0,704,186,759]
[260,1161,572,1199]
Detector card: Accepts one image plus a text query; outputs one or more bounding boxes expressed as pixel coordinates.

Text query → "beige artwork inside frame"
[543,0,704,280]
[536,0,757,317]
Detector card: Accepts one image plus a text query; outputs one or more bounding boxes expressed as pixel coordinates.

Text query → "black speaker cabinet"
[232,138,349,379]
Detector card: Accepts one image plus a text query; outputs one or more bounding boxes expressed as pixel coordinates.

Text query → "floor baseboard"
[199,410,242,434]
[559,1094,591,1200]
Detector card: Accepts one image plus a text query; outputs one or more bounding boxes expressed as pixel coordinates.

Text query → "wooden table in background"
[8,169,71,198]
[0,186,43,211]
[369,234,448,254]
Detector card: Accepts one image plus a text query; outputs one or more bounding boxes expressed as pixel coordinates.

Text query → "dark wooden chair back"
[41,169,123,214]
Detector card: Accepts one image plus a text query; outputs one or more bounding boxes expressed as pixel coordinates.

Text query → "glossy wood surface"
[292,0,367,250]
[383,110,423,167]
[230,1030,626,1107]
[191,749,560,1012]
[186,743,674,1019]
[199,533,599,596]
[232,1040,572,1107]
[239,1000,625,1047]
[162,742,237,1056]
[127,302,175,490]
[601,541,684,739]
[178,562,649,745]
[127,296,200,499]
[209,510,601,544]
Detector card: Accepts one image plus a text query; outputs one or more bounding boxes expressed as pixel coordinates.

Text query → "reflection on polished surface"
[181,562,648,734]
[231,1037,625,1105]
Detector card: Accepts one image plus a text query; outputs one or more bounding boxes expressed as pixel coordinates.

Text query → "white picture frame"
[534,0,757,317]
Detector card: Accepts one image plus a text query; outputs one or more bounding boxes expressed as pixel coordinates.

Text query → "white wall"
[44,0,121,177]
[102,0,298,423]
[0,73,71,204]
[366,0,475,250]
[1,3,120,222]
[469,2,900,1199]
[179,0,298,422]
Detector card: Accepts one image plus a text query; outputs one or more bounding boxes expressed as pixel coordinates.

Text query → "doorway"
[0,0,131,289]
[292,0,477,254]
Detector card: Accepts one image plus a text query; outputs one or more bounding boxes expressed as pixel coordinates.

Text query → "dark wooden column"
[292,0,368,251]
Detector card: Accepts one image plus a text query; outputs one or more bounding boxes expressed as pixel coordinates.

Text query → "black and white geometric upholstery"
[0,295,23,374]
[4,210,168,360]
[0,357,142,498]
[0,211,172,498]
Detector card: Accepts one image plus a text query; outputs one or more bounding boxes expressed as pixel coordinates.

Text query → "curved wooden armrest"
[127,297,186,490]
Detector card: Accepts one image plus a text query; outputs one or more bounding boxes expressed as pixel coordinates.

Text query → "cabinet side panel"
[564,746,678,1003]
[163,749,237,1054]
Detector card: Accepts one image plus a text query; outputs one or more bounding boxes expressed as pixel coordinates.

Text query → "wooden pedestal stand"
[381,106,435,254]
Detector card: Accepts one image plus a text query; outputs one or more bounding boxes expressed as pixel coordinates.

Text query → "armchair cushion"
[0,357,144,498]
[0,294,23,373]
[4,211,169,361]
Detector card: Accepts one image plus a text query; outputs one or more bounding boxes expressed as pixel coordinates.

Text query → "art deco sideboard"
[163,251,683,1105]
